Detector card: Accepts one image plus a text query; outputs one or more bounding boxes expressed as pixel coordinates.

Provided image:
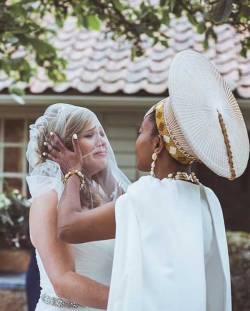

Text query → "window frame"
[0,116,29,195]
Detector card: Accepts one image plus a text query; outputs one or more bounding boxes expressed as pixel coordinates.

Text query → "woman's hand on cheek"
[46,132,83,174]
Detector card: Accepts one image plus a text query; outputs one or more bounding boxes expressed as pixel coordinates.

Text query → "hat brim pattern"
[168,50,249,179]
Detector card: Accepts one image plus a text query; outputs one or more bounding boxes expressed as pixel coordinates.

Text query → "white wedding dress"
[35,239,114,310]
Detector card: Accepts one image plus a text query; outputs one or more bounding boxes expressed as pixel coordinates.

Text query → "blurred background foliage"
[0,0,249,95]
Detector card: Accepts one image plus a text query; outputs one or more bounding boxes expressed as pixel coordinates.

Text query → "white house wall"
[0,97,249,194]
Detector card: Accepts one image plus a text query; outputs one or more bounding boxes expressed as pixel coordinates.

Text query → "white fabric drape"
[108,176,231,311]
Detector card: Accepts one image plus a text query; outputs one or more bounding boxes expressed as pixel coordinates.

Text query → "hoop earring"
[150,152,158,177]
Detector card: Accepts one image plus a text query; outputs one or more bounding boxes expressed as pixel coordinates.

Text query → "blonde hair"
[36,104,102,209]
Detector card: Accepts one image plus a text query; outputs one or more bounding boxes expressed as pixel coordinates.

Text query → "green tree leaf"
[0,0,249,94]
[160,0,167,6]
[211,0,233,22]
[112,0,123,12]
[196,22,206,34]
[87,15,101,31]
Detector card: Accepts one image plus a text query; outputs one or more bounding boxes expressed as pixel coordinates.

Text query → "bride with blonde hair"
[26,103,130,310]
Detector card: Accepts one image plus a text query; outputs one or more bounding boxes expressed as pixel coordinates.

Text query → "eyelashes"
[84,131,105,138]
[83,133,94,138]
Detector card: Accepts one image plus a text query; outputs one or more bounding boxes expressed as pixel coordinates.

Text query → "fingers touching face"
[43,126,109,176]
[43,132,66,162]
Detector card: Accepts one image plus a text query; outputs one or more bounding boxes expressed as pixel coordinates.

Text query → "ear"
[153,135,164,155]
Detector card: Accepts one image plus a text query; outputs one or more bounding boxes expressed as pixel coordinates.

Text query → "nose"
[97,134,107,149]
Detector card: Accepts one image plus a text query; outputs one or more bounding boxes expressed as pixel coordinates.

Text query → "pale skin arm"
[29,190,109,309]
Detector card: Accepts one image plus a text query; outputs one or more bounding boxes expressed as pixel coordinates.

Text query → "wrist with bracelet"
[64,170,85,190]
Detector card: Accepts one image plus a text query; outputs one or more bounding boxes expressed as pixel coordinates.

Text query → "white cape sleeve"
[107,176,231,311]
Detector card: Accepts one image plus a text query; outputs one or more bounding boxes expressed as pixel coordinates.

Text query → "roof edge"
[0,94,163,108]
[0,94,249,110]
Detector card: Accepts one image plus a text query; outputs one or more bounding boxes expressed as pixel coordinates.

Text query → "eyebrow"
[85,127,97,133]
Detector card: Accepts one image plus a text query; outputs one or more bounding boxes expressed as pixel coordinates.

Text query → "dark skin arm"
[46,132,116,243]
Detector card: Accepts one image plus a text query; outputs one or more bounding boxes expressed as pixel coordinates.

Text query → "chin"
[85,157,108,176]
[94,160,108,174]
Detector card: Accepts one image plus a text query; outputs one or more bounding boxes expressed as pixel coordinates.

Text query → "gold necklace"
[167,171,199,185]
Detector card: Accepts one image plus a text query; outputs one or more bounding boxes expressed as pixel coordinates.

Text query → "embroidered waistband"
[41,293,80,309]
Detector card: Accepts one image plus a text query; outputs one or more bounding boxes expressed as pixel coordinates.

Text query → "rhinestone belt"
[41,293,80,308]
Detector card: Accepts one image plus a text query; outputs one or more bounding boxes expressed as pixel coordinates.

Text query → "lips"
[94,150,107,156]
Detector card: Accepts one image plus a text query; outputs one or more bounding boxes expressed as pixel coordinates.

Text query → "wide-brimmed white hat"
[165,49,249,179]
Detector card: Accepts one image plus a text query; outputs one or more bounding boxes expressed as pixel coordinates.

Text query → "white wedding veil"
[26,103,131,205]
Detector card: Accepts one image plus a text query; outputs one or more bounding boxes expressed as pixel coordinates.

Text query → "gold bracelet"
[64,170,85,190]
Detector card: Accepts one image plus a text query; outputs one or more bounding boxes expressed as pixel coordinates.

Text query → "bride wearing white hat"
[47,50,249,311]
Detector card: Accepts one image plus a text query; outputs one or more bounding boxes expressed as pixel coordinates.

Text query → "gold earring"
[150,152,158,177]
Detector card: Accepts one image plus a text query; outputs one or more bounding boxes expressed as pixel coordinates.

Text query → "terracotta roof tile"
[0,15,249,98]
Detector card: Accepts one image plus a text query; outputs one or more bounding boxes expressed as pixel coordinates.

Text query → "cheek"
[79,140,95,155]
[135,135,153,171]
[135,136,143,157]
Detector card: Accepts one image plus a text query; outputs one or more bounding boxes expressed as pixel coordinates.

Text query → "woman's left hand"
[45,133,83,174]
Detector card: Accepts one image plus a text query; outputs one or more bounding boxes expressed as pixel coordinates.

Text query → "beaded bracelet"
[64,170,85,190]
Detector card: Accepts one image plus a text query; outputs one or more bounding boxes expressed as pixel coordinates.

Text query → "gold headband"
[155,102,196,165]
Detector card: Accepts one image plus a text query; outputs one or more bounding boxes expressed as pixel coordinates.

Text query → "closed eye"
[84,133,94,138]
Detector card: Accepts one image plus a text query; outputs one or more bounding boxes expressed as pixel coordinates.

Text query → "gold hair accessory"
[155,102,196,165]
[64,170,85,190]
